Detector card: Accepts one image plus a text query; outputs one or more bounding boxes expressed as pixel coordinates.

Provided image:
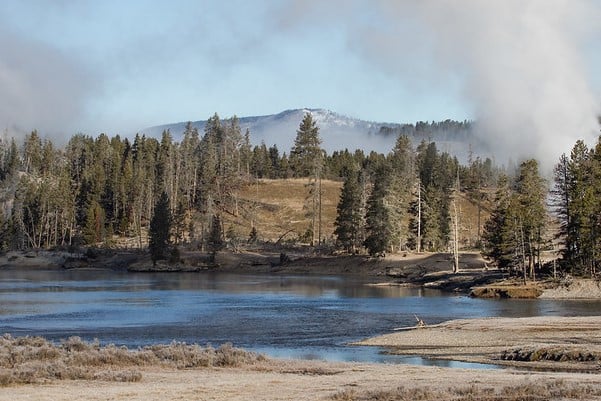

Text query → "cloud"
[276,0,601,171]
[0,25,97,142]
[373,0,601,171]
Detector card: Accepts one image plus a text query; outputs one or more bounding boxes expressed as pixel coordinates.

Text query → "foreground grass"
[0,334,265,386]
[332,380,601,401]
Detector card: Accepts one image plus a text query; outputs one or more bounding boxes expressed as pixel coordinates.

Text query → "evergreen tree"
[483,162,547,282]
[268,145,281,178]
[386,135,415,252]
[180,122,201,211]
[364,165,392,256]
[149,192,171,263]
[334,167,364,253]
[290,113,325,245]
[289,112,324,178]
[551,153,572,266]
[4,138,20,177]
[413,141,455,251]
[84,200,105,245]
[208,214,224,253]
[22,130,42,175]
[514,159,547,280]
[552,139,601,276]
[483,175,517,271]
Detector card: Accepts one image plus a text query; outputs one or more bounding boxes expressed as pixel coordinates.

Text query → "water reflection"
[1,270,601,366]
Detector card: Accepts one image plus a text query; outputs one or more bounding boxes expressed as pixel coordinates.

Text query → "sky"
[1,0,601,167]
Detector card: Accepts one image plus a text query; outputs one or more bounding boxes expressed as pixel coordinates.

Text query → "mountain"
[141,109,483,161]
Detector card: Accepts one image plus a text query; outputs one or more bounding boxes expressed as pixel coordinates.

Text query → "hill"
[221,178,342,245]
[141,109,485,162]
[218,178,489,250]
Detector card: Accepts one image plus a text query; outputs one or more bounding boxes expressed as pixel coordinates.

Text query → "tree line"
[1,111,599,279]
[333,120,601,280]
[0,114,333,253]
[333,130,498,257]
[0,113,491,256]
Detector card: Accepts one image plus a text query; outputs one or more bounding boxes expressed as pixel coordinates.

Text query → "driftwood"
[393,315,430,331]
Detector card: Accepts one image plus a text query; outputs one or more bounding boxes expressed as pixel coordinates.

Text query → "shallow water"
[1,270,600,367]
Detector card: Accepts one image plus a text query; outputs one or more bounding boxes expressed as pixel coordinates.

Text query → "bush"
[0,335,265,386]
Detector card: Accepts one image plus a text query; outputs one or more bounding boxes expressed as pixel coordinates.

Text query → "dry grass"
[0,334,265,386]
[331,380,601,401]
[501,346,601,363]
[233,178,342,242]
[231,179,488,247]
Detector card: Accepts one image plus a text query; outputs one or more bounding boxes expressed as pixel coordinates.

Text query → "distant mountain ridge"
[141,108,482,161]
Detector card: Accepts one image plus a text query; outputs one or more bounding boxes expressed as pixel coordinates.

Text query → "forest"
[0,112,599,278]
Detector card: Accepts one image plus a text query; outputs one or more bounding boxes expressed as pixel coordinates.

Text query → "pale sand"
[356,316,601,370]
[1,359,600,401]
[3,317,601,400]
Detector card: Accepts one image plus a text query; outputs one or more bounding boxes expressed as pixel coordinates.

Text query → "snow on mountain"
[140,109,481,161]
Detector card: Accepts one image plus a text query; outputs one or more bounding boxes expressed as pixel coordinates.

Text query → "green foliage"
[334,167,364,253]
[149,192,171,263]
[551,138,601,276]
[289,113,324,178]
[411,141,457,252]
[483,175,516,269]
[84,200,106,245]
[364,165,393,256]
[207,214,224,253]
[386,135,415,251]
[483,161,547,280]
[0,114,511,259]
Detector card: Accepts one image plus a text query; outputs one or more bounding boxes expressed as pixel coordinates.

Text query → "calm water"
[1,270,600,365]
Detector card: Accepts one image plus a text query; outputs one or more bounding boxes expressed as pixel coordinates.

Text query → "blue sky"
[0,0,470,136]
[0,0,600,160]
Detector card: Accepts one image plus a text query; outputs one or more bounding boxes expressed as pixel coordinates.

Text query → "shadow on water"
[1,270,601,369]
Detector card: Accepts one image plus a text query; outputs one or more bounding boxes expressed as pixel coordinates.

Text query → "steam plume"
[0,26,96,142]
[374,1,601,171]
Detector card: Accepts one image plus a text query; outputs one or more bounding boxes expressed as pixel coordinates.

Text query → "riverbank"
[2,248,601,299]
[2,319,601,400]
[0,248,491,278]
[356,316,601,373]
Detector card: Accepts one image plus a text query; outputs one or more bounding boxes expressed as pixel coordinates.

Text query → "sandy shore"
[2,317,601,400]
[356,316,601,372]
[1,358,601,401]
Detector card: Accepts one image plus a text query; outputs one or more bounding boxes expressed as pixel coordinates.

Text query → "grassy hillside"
[222,178,490,250]
[222,178,342,244]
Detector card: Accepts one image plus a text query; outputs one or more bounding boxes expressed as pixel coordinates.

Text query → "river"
[1,269,600,365]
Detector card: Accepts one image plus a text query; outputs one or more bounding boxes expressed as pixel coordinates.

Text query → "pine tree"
[290,113,325,245]
[514,159,547,280]
[23,130,42,175]
[149,192,171,263]
[364,165,392,256]
[208,214,224,254]
[289,112,323,178]
[551,153,572,268]
[483,163,547,282]
[386,135,415,252]
[334,167,364,253]
[552,139,601,276]
[483,175,516,271]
